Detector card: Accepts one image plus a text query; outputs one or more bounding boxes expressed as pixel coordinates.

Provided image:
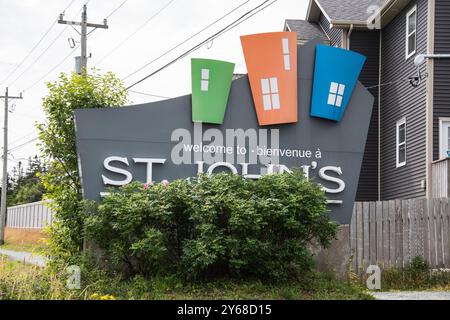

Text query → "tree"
[36,70,128,258]
[7,156,47,206]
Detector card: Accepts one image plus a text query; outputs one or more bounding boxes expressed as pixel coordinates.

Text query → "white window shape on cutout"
[201,68,209,91]
[261,77,280,110]
[396,117,407,168]
[327,82,346,107]
[282,38,291,71]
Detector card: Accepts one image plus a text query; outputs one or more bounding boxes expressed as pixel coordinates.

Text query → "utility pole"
[58,4,108,74]
[0,88,23,245]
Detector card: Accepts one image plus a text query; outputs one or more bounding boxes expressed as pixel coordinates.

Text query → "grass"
[356,256,450,292]
[0,256,373,300]
[0,242,47,254]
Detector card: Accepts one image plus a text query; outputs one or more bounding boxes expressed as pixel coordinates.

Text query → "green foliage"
[0,256,372,300]
[86,171,338,282]
[381,256,450,290]
[36,70,128,259]
[7,156,46,206]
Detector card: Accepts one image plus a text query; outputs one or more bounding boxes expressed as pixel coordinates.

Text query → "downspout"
[346,24,354,49]
[378,30,382,201]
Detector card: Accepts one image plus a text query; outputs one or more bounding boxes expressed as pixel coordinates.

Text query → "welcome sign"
[74,37,373,224]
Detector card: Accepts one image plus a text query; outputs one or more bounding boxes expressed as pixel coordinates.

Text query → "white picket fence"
[6,201,54,229]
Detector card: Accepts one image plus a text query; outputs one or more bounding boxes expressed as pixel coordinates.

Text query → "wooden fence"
[350,198,450,271]
[6,201,54,229]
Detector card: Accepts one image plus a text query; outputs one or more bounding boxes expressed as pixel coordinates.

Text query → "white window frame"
[439,118,450,159]
[405,5,417,60]
[261,77,280,110]
[327,82,346,107]
[201,68,209,91]
[396,117,407,168]
[282,38,291,70]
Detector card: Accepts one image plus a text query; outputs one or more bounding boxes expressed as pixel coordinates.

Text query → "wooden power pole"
[0,88,23,245]
[58,4,108,74]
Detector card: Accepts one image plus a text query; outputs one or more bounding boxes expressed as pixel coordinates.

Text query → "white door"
[440,120,450,159]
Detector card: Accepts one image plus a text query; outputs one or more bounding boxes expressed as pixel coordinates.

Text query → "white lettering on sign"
[102,156,133,186]
[319,166,346,194]
[101,158,346,205]
[133,158,166,183]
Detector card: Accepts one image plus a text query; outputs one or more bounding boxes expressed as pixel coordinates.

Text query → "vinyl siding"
[351,31,380,201]
[380,0,427,199]
[318,13,343,47]
[433,0,450,161]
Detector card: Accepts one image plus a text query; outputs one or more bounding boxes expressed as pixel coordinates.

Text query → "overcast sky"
[0,0,308,178]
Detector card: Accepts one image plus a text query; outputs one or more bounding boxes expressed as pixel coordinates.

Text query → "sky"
[0,0,308,178]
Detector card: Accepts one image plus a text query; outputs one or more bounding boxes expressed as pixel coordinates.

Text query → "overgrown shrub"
[86,171,338,282]
[381,256,450,290]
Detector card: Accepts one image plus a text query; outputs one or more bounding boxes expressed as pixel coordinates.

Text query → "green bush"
[86,171,338,281]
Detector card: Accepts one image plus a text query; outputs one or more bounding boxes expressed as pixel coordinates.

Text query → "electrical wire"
[94,0,177,66]
[122,0,251,82]
[0,0,78,86]
[126,0,276,90]
[106,0,130,19]
[8,137,39,153]
[129,90,171,99]
[23,44,80,92]
[9,4,85,88]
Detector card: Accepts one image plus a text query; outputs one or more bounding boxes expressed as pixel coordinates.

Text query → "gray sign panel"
[75,39,374,224]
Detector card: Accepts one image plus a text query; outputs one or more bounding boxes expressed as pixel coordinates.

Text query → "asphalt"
[372,291,450,300]
[0,248,47,267]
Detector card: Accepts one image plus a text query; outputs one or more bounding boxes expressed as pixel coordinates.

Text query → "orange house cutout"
[240,32,298,126]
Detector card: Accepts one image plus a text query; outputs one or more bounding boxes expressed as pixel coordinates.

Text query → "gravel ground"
[0,248,47,267]
[372,291,450,300]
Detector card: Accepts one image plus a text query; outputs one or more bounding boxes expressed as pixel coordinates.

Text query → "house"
[285,0,450,201]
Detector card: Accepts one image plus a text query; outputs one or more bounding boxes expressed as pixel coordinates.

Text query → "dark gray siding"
[433,0,450,161]
[318,13,343,47]
[380,0,427,199]
[351,30,380,201]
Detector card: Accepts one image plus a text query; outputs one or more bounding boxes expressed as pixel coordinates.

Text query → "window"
[406,6,417,59]
[396,118,407,167]
[201,68,209,91]
[439,119,450,159]
[327,82,346,107]
[261,77,280,110]
[282,38,290,70]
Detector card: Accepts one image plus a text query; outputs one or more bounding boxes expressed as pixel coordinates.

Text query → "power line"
[94,0,177,67]
[23,44,80,92]
[8,137,39,153]
[106,0,130,19]
[126,0,275,90]
[129,90,171,99]
[0,0,77,86]
[9,4,86,88]
[9,130,37,146]
[122,0,250,82]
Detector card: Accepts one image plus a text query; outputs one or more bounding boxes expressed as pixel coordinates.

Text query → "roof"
[285,20,329,43]
[306,0,411,28]
[316,0,387,23]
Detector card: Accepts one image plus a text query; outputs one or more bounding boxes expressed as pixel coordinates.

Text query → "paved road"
[0,248,47,267]
[372,291,450,300]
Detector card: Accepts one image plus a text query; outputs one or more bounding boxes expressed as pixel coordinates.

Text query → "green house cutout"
[191,58,235,124]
